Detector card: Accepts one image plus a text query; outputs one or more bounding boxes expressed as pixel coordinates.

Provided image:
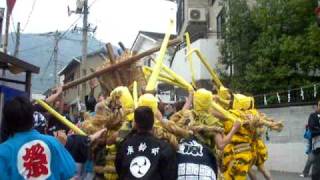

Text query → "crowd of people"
[0,82,319,180]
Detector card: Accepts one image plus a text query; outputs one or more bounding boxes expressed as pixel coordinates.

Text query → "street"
[254,171,311,180]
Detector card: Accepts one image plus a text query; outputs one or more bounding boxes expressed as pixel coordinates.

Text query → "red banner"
[6,0,16,15]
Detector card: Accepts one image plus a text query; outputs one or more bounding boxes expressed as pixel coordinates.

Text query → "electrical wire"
[57,0,99,41]
[9,16,16,47]
[19,43,51,52]
[22,0,37,31]
[36,0,100,82]
[40,49,55,80]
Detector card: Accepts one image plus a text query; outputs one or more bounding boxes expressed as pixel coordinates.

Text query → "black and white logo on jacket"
[177,139,203,157]
[130,156,151,178]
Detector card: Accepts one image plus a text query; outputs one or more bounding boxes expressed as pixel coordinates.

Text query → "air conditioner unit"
[188,8,206,22]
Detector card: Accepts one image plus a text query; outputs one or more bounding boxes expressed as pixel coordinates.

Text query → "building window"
[65,73,75,83]
[209,0,215,6]
[217,8,225,39]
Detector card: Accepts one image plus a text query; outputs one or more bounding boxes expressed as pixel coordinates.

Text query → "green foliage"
[220,0,320,95]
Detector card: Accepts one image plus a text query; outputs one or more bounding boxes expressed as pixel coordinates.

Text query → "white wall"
[171,37,221,82]
[208,0,223,33]
[259,105,316,173]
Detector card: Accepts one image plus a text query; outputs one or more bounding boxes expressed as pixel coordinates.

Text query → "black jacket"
[176,137,218,179]
[308,112,320,153]
[308,112,320,138]
[115,132,177,180]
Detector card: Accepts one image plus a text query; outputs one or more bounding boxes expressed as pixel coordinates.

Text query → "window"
[216,8,225,39]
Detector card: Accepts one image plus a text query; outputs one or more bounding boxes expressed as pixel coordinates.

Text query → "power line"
[57,0,99,42]
[19,43,51,52]
[22,0,37,31]
[36,0,100,82]
[40,49,55,80]
[9,16,16,46]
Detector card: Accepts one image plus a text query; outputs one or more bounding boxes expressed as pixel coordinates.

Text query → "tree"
[220,0,320,94]
[220,0,258,90]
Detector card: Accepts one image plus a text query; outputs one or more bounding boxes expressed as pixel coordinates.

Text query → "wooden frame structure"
[0,52,40,97]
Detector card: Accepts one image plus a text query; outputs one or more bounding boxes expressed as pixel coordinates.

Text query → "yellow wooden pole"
[186,48,223,89]
[36,99,87,135]
[211,101,244,124]
[133,81,138,108]
[143,66,187,89]
[160,63,194,91]
[185,32,197,88]
[145,19,175,91]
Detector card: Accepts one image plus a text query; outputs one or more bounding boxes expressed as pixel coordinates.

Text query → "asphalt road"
[254,171,311,180]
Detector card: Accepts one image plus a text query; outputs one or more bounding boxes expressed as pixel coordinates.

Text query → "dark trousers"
[303,152,315,176]
[312,151,320,180]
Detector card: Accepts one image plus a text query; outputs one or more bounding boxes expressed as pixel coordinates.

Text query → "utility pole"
[80,0,88,100]
[39,31,61,85]
[68,0,96,100]
[13,22,20,57]
[53,31,60,85]
[3,8,9,53]
[0,8,5,48]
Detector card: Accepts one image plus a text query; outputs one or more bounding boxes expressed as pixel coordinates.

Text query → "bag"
[304,129,312,140]
[312,135,320,151]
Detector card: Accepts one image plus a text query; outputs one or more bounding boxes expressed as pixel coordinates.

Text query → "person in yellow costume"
[163,89,241,179]
[82,86,135,180]
[217,94,282,180]
[246,109,282,180]
[248,126,272,180]
[215,94,256,180]
[137,93,179,149]
[191,89,241,151]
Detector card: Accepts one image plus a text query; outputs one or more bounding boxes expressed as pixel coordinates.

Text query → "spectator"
[54,128,107,179]
[0,96,76,179]
[115,106,177,180]
[308,100,320,180]
[300,125,314,177]
[85,79,99,113]
[32,86,69,136]
[32,101,48,134]
[47,98,69,135]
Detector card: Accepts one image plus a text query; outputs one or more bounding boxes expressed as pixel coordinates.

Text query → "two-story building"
[131,31,177,103]
[171,0,226,91]
[58,48,110,113]
[132,0,227,100]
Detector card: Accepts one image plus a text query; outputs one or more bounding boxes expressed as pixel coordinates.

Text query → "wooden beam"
[62,38,181,91]
[106,43,123,86]
[25,72,32,98]
[0,77,26,85]
[0,52,40,73]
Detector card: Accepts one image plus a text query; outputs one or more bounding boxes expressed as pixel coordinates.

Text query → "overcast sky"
[0,0,177,47]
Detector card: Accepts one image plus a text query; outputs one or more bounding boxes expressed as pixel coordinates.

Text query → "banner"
[6,0,16,15]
